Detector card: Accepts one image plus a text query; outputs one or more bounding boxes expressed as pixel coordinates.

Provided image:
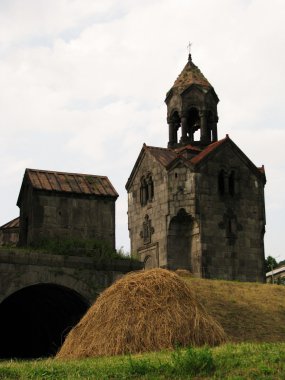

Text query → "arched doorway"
[167,209,193,270]
[0,284,89,358]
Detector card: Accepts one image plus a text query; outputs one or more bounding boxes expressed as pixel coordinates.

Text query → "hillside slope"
[182,275,285,343]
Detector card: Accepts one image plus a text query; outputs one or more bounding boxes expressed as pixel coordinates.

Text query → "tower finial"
[187,42,192,61]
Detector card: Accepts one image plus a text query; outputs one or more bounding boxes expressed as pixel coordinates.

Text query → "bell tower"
[165,54,219,148]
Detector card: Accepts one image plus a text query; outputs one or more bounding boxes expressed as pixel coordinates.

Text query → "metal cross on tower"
[187,42,192,61]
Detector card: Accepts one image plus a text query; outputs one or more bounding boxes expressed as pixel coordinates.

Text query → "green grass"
[0,343,284,379]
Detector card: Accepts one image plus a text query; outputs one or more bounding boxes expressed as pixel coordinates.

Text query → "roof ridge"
[17,169,118,202]
[146,145,174,152]
[26,168,107,178]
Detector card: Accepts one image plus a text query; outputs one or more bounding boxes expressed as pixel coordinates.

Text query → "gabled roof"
[190,137,228,165]
[147,146,178,167]
[17,168,118,206]
[0,217,19,230]
[190,136,266,182]
[125,145,176,190]
[126,136,266,190]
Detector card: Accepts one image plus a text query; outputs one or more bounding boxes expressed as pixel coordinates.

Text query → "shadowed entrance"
[167,208,193,270]
[0,284,89,359]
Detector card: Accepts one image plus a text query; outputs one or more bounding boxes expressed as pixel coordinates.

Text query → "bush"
[28,237,128,262]
[171,346,215,376]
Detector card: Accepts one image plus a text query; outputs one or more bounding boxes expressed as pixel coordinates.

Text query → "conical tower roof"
[168,54,212,96]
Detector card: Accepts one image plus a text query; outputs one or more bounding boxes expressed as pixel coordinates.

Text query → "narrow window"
[218,170,225,196]
[229,170,235,196]
[228,219,232,234]
[140,177,147,206]
[148,176,154,201]
[140,174,154,205]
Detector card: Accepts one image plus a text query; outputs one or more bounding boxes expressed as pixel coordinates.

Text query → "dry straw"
[57,268,226,359]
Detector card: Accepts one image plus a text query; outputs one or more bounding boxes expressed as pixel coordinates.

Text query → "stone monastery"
[126,53,266,282]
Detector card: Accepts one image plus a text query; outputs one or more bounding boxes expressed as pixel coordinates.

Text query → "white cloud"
[0,0,284,259]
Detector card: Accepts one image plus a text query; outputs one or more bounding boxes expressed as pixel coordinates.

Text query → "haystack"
[57,269,226,359]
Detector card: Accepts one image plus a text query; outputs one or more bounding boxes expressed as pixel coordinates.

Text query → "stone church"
[126,54,266,282]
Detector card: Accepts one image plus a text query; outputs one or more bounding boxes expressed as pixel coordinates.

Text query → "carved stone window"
[218,169,225,196]
[140,174,154,206]
[140,177,147,206]
[140,215,154,244]
[218,169,237,197]
[228,170,235,196]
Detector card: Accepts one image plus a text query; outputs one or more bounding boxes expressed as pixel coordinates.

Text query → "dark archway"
[0,284,89,359]
[187,107,200,141]
[167,209,193,270]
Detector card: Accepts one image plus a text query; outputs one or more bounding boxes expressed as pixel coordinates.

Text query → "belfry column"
[212,116,218,142]
[168,119,177,147]
[180,116,188,143]
[200,110,208,143]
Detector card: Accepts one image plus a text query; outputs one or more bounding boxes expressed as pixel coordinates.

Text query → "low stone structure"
[0,217,19,246]
[126,54,266,282]
[17,169,118,248]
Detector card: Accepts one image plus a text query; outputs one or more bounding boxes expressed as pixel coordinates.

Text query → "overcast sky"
[0,0,284,261]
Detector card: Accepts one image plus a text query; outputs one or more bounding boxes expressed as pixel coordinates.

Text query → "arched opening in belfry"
[0,284,89,359]
[187,107,200,141]
[167,208,193,270]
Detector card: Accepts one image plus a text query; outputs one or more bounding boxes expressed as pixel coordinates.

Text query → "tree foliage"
[265,256,278,273]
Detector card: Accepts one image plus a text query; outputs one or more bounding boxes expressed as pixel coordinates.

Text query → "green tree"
[265,256,278,273]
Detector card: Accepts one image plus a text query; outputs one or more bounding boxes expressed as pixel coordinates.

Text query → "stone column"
[200,110,208,143]
[168,121,175,147]
[180,116,188,143]
[212,116,219,141]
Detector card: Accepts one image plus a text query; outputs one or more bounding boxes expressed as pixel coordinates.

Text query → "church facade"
[126,54,266,282]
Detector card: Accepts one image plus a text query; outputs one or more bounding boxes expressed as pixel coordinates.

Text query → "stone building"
[126,54,266,282]
[0,217,19,246]
[17,169,118,248]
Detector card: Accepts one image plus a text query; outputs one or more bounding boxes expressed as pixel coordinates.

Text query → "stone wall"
[128,152,169,267]
[0,249,142,304]
[198,146,266,281]
[127,152,202,273]
[0,229,19,246]
[19,189,116,248]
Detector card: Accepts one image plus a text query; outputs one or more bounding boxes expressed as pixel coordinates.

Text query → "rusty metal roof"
[190,137,227,165]
[22,169,118,198]
[147,146,178,167]
[0,217,19,230]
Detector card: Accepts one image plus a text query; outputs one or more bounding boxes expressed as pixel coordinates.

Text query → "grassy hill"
[182,275,285,343]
